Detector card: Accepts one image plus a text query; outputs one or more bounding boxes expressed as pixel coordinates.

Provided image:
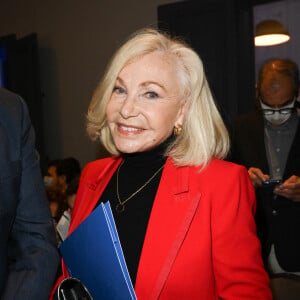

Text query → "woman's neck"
[120,134,174,166]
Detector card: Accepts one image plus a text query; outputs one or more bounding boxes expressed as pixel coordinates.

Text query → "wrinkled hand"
[274,175,300,202]
[248,167,270,189]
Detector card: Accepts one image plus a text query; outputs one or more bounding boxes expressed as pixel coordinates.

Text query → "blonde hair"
[87,28,229,167]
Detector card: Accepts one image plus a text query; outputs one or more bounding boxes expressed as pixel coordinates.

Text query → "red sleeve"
[211,164,272,299]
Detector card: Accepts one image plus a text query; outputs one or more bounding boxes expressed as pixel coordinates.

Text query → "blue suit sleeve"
[1,95,60,300]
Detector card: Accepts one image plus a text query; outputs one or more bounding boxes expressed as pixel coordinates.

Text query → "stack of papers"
[59,201,137,300]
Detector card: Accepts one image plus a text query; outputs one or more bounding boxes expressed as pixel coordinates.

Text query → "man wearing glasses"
[229,59,300,278]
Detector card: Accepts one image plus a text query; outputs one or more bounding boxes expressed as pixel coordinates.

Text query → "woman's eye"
[145,91,158,99]
[113,86,126,95]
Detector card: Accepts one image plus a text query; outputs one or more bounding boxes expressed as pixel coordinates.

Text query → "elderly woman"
[52,28,271,299]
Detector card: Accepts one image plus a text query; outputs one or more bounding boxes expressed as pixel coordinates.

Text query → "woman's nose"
[120,95,138,118]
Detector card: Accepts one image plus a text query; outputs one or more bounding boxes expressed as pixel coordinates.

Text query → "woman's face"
[106,51,186,153]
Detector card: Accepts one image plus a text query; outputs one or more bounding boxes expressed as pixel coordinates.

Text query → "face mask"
[44,176,53,187]
[260,100,295,126]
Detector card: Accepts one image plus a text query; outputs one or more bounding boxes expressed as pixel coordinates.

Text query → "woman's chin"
[115,143,142,154]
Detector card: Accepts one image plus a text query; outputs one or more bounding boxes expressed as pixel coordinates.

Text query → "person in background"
[44,159,62,191]
[52,28,272,299]
[47,188,68,244]
[65,175,80,213]
[0,88,59,299]
[55,157,81,194]
[229,58,300,276]
[56,176,80,242]
[44,157,81,195]
[46,159,81,244]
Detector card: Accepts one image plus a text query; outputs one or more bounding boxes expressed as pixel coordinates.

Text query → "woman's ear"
[175,99,188,126]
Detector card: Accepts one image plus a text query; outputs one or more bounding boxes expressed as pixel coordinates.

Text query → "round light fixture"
[255,19,290,47]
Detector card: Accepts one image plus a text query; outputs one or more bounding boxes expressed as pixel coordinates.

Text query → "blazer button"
[272,209,278,216]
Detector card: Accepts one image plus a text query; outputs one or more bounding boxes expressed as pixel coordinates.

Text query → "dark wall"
[0,33,45,169]
[157,0,275,124]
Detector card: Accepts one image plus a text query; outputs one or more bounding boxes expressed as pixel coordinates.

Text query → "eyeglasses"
[261,107,296,115]
[259,97,296,115]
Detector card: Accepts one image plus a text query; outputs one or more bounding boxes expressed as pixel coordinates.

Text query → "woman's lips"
[117,124,144,134]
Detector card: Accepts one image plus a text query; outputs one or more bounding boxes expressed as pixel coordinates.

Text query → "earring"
[174,125,182,136]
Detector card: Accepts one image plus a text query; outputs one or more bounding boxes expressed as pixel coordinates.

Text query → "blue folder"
[59,201,137,300]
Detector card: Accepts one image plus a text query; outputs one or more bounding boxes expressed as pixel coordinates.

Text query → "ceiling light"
[255,19,290,47]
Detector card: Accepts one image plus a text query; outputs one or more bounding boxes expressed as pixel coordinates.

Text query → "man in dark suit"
[0,88,59,299]
[230,58,300,276]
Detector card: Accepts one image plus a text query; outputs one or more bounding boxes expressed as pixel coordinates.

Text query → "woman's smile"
[106,51,186,153]
[117,123,144,134]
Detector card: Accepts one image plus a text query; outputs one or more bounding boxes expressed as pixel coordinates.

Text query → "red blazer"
[54,157,272,299]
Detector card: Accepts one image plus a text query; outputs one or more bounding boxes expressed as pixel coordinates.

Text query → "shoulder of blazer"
[188,159,249,193]
[163,158,247,194]
[199,158,247,178]
[0,89,28,140]
[294,116,300,139]
[81,156,120,183]
[0,89,30,166]
[284,116,300,177]
[0,88,24,118]
[290,117,300,150]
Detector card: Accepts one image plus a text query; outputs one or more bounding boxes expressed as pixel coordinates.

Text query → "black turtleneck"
[97,136,173,284]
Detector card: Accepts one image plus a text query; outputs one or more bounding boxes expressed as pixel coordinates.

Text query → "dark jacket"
[229,111,300,272]
[0,88,59,299]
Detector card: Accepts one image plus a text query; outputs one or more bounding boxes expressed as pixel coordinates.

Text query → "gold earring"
[174,125,182,136]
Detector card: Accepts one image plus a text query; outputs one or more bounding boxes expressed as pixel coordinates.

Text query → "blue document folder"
[59,201,137,300]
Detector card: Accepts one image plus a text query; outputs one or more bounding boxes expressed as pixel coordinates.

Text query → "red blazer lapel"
[69,157,122,234]
[135,159,200,299]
